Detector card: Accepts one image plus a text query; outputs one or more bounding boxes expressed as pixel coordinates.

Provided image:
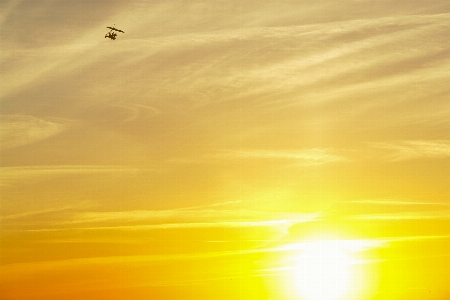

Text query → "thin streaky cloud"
[67,209,317,226]
[233,19,445,88]
[0,114,66,149]
[3,210,318,233]
[2,237,447,292]
[0,236,390,272]
[196,15,447,107]
[126,13,449,59]
[16,220,300,233]
[271,239,385,253]
[175,200,243,210]
[1,202,317,232]
[0,206,74,221]
[0,165,143,187]
[1,165,141,177]
[0,21,125,99]
[371,140,450,161]
[6,13,445,100]
[349,210,450,220]
[382,235,450,243]
[3,235,447,271]
[164,13,450,108]
[215,149,348,165]
[346,199,450,206]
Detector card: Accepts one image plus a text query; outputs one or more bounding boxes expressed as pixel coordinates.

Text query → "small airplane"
[105,26,124,40]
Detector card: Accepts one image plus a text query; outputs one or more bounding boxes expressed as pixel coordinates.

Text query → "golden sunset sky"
[1,1,450,299]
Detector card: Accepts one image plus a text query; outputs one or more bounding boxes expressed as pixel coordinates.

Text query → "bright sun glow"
[292,241,353,300]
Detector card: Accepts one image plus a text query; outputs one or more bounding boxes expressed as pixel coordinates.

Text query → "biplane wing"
[107,26,124,33]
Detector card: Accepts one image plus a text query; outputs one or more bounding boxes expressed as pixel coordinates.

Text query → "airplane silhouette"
[105,25,124,40]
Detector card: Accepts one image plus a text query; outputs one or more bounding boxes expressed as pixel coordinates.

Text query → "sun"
[291,240,353,300]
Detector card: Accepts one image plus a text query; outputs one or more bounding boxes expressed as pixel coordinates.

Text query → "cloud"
[156,13,450,108]
[371,140,450,161]
[349,210,450,221]
[0,236,389,273]
[1,205,317,233]
[0,206,74,221]
[0,165,141,187]
[214,148,348,166]
[167,148,348,167]
[335,198,450,221]
[66,208,317,228]
[270,238,384,253]
[25,220,298,232]
[346,199,450,206]
[3,11,448,133]
[383,235,450,243]
[0,114,66,149]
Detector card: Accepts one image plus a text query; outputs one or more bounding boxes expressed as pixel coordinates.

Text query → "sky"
[1,0,450,299]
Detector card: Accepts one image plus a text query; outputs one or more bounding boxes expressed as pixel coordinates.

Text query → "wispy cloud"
[337,198,450,220]
[0,114,66,149]
[270,239,384,254]
[152,13,450,110]
[0,165,141,187]
[3,11,449,135]
[1,194,318,230]
[66,209,317,228]
[214,148,348,166]
[346,199,450,206]
[0,206,75,221]
[19,220,299,233]
[371,140,450,161]
[349,210,450,220]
